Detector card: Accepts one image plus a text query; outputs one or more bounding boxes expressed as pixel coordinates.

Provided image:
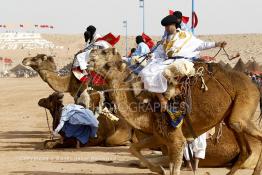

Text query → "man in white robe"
[139,15,226,111]
[73,25,111,73]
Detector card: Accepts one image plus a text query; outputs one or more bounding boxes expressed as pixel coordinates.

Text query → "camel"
[38,90,260,168]
[38,91,133,148]
[88,48,262,175]
[22,54,87,98]
[22,54,132,147]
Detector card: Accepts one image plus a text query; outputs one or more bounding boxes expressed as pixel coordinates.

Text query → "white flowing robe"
[73,33,111,70]
[183,133,207,160]
[139,29,216,93]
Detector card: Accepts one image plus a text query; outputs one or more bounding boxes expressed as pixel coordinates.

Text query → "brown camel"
[38,92,133,148]
[22,54,86,98]
[22,54,132,147]
[38,91,260,168]
[88,48,262,175]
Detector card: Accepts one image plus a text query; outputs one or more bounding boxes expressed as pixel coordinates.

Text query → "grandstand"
[0,32,64,50]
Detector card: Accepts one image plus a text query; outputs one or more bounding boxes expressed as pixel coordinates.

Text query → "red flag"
[96,33,120,47]
[192,12,198,28]
[4,58,13,64]
[142,33,155,49]
[169,10,190,24]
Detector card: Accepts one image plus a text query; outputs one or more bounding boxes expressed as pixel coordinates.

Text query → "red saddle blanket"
[72,67,106,86]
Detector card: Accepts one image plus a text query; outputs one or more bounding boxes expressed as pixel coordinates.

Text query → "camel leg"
[253,150,262,175]
[129,136,166,175]
[167,128,186,175]
[227,95,262,175]
[226,133,249,175]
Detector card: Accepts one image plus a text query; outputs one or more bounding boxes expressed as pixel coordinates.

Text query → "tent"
[218,60,226,67]
[9,64,30,72]
[224,63,232,70]
[233,58,246,72]
[246,61,261,72]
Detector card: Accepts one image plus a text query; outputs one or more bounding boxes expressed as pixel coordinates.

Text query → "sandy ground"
[0,77,257,175]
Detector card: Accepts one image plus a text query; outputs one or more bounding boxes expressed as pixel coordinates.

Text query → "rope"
[195,67,208,91]
[212,47,240,61]
[44,108,53,140]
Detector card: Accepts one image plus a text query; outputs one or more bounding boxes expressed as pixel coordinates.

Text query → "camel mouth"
[38,99,46,107]
[22,59,31,66]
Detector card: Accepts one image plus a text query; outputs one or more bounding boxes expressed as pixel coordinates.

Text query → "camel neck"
[38,69,71,92]
[107,78,153,133]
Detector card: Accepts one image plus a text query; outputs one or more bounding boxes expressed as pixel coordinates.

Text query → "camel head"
[38,92,64,130]
[22,54,57,72]
[89,48,128,81]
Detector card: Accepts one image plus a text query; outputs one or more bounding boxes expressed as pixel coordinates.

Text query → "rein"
[44,108,53,140]
[213,47,240,61]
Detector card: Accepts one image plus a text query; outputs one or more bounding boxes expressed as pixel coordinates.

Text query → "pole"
[143,0,145,33]
[126,21,128,57]
[139,0,145,33]
[192,0,195,35]
[123,20,128,56]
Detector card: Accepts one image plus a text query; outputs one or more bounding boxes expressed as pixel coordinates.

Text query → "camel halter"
[44,108,53,140]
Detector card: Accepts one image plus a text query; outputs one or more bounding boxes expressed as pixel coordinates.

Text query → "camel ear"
[112,48,117,55]
[120,63,127,71]
[47,56,54,62]
[57,93,64,99]
[43,55,48,61]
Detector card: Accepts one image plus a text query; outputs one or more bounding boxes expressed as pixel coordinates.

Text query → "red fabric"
[3,58,13,64]
[192,12,198,28]
[169,10,190,24]
[201,56,215,62]
[142,33,155,49]
[96,33,120,47]
[252,71,262,75]
[72,67,106,86]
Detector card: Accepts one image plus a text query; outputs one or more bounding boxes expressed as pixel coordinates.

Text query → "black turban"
[136,35,144,44]
[161,15,180,28]
[85,25,96,44]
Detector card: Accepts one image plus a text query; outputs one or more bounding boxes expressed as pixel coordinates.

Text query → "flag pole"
[191,0,195,35]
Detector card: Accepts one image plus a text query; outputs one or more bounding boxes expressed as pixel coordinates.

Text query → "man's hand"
[51,131,60,139]
[215,41,227,48]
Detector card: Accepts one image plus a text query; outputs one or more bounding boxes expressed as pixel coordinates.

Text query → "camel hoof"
[151,165,166,175]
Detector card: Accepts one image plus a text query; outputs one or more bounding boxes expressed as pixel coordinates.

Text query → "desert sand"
[0,34,261,175]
